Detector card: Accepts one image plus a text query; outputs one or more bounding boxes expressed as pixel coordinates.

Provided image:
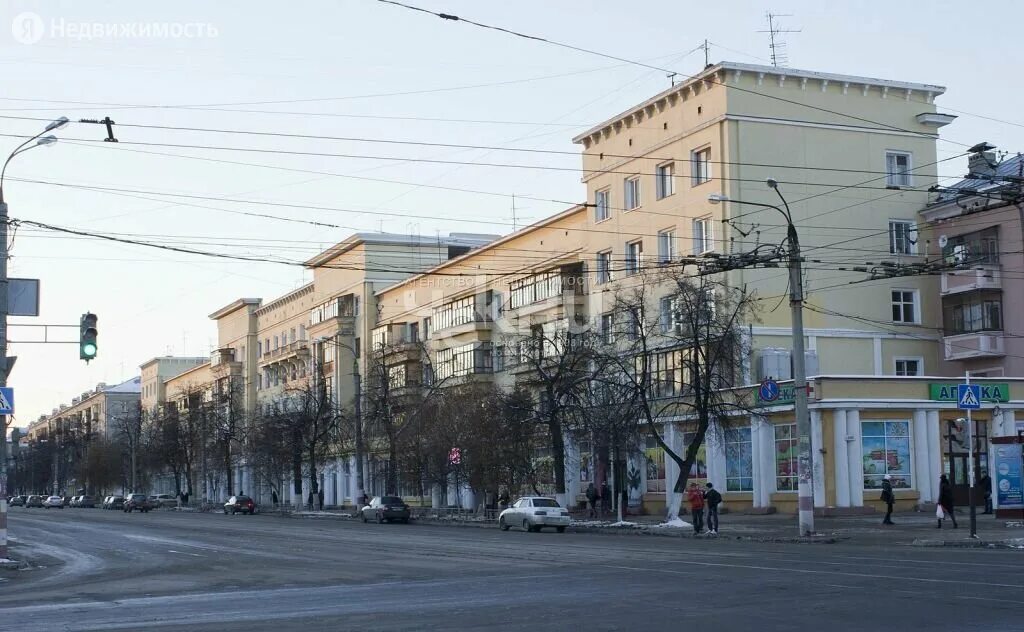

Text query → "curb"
[912,538,1024,549]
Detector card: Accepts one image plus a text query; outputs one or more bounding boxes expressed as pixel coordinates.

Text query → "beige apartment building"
[365,61,1024,515]
[140,356,208,415]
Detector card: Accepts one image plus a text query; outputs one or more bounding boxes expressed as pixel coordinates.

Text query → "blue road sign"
[0,387,13,415]
[957,384,981,410]
[759,379,780,402]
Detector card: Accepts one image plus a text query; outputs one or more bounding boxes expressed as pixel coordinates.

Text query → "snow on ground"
[650,517,692,529]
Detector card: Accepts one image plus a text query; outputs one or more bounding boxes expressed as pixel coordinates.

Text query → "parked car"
[62,496,72,507]
[25,495,43,508]
[223,495,256,515]
[498,496,570,533]
[123,494,151,513]
[69,495,81,507]
[43,495,65,509]
[360,496,411,524]
[77,495,97,508]
[9,495,26,507]
[150,494,178,508]
[105,496,125,510]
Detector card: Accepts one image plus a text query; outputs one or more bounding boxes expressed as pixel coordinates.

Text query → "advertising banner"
[993,444,1023,510]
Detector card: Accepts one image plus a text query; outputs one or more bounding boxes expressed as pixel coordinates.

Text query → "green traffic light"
[82,343,97,358]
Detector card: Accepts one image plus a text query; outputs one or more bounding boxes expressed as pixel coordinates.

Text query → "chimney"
[967,151,998,178]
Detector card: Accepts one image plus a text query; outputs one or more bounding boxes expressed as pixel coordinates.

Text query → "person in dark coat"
[704,482,722,534]
[600,481,611,515]
[307,490,314,511]
[938,473,957,529]
[272,489,279,508]
[977,470,993,514]
[880,474,895,525]
[585,483,598,518]
[317,488,325,511]
[498,490,510,510]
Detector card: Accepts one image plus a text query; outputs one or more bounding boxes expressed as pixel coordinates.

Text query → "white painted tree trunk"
[665,490,683,521]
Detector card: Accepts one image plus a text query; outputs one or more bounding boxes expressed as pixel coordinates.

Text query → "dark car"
[123,493,151,513]
[224,495,256,515]
[9,495,26,507]
[25,495,43,508]
[105,496,125,510]
[360,496,410,524]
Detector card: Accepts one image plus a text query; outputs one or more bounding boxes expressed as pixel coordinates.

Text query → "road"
[1,507,1022,631]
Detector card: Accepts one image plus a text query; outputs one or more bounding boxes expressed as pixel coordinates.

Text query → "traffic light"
[80,312,98,362]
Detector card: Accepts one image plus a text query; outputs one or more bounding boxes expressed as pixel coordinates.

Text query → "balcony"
[259,339,310,366]
[308,295,357,338]
[943,332,1005,361]
[507,264,586,321]
[941,265,1001,296]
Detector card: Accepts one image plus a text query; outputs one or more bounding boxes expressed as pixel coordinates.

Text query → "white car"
[43,495,65,509]
[498,496,570,533]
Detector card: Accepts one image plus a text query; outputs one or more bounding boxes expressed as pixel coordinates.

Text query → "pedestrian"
[600,481,611,516]
[498,489,510,509]
[977,470,993,514]
[585,483,598,518]
[307,490,314,511]
[937,473,958,529]
[686,482,705,534]
[272,489,279,508]
[317,488,325,511]
[880,474,895,525]
[704,482,722,534]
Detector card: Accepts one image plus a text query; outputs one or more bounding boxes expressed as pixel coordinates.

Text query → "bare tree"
[603,270,756,520]
[110,400,143,492]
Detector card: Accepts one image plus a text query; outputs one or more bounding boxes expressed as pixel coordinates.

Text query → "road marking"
[166,549,203,558]
[600,562,1024,590]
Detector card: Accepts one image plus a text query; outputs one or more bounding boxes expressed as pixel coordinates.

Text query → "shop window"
[644,436,665,493]
[862,420,912,490]
[774,423,798,491]
[725,426,753,492]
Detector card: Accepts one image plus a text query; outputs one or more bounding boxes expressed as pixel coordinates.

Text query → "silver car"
[498,496,570,533]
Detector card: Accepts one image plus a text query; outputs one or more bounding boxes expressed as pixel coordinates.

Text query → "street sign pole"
[966,373,977,539]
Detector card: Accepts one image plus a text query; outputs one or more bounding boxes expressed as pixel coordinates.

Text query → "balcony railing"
[941,265,1001,295]
[943,332,1005,361]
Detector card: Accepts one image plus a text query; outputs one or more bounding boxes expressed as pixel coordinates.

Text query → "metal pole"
[788,222,814,537]
[966,372,977,538]
[0,198,8,557]
[354,358,365,505]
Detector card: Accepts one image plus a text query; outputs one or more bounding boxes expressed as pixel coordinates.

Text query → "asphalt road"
[1,507,1022,631]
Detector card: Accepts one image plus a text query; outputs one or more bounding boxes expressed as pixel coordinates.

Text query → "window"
[692,217,713,254]
[423,317,431,339]
[862,420,912,489]
[774,424,798,491]
[657,229,677,263]
[885,151,911,187]
[624,177,641,210]
[433,296,476,330]
[290,328,296,344]
[651,349,687,398]
[273,335,279,350]
[599,312,614,344]
[944,291,1002,335]
[645,435,666,493]
[353,296,360,317]
[691,147,711,185]
[725,427,754,492]
[257,341,262,356]
[656,162,675,199]
[299,324,306,340]
[891,289,919,324]
[408,322,419,343]
[435,342,492,380]
[596,250,613,284]
[626,241,643,275]
[388,365,406,390]
[943,227,999,266]
[510,271,563,309]
[660,296,680,334]
[894,358,922,377]
[595,189,610,222]
[889,220,918,255]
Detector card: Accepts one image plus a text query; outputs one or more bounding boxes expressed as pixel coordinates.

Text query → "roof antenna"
[702,39,710,68]
[758,11,801,67]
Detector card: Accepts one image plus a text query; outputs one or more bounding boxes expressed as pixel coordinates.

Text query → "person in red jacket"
[686,482,705,534]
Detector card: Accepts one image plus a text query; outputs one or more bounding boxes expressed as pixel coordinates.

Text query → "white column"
[431,484,442,509]
[846,409,863,506]
[348,455,359,504]
[664,422,679,507]
[872,337,883,376]
[811,410,825,508]
[926,410,942,496]
[750,415,764,507]
[756,415,775,508]
[833,409,850,507]
[913,409,931,504]
[335,458,343,506]
[564,436,580,509]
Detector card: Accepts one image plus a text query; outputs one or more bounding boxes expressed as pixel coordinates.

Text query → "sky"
[1,0,1023,428]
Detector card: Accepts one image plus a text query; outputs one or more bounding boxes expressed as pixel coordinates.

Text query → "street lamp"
[0,117,66,558]
[709,180,814,537]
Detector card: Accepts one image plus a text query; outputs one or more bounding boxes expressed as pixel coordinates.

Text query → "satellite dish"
[938,235,948,248]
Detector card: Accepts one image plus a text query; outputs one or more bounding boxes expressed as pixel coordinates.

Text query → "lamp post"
[0,117,67,557]
[313,334,364,508]
[710,180,814,536]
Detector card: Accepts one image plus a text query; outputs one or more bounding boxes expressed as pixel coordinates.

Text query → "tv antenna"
[758,12,801,67]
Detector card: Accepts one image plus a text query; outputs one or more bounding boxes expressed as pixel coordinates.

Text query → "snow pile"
[650,517,692,529]
[570,520,608,527]
[607,521,639,528]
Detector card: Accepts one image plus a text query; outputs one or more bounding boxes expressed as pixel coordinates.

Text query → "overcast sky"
[1,0,1022,427]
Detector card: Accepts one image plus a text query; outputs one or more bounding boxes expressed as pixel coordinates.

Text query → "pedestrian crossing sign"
[957,384,981,410]
[0,387,12,415]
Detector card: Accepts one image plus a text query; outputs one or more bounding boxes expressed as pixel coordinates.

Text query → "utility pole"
[354,361,365,505]
[966,372,978,538]
[709,178,815,536]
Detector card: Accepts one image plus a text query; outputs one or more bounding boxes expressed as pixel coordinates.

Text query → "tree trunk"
[308,444,319,495]
[292,428,303,499]
[664,423,707,521]
[387,433,399,495]
[548,410,567,503]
